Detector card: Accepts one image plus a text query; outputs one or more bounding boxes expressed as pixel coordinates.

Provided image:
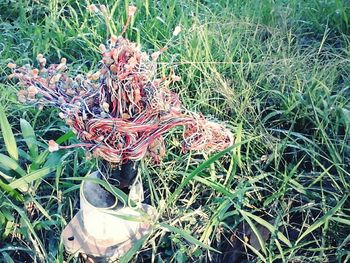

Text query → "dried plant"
[8,5,233,164]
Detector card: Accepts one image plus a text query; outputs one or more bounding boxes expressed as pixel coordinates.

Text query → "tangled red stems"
[9,35,233,164]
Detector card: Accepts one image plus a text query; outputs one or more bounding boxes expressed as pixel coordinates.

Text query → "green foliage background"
[0,0,349,262]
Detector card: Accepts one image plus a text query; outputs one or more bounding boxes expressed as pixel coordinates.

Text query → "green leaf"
[0,165,28,193]
[0,107,18,161]
[56,130,75,144]
[170,145,234,203]
[159,223,220,253]
[331,217,350,225]
[33,151,49,167]
[9,166,54,190]
[0,170,15,182]
[0,153,26,176]
[0,180,24,202]
[20,119,38,159]
[193,175,236,198]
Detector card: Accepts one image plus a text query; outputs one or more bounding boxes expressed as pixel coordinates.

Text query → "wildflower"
[134,88,141,103]
[55,58,66,71]
[172,26,181,36]
[110,64,118,74]
[18,90,28,96]
[9,15,234,164]
[128,5,137,17]
[97,135,105,141]
[66,88,75,95]
[48,140,59,152]
[122,113,130,119]
[126,56,137,69]
[83,131,93,140]
[86,72,92,80]
[51,74,62,83]
[66,119,73,125]
[37,54,46,67]
[112,49,119,61]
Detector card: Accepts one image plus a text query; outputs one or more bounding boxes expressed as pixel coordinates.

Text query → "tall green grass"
[1,0,349,262]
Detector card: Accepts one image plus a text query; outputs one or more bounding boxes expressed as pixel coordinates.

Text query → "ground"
[0,0,350,262]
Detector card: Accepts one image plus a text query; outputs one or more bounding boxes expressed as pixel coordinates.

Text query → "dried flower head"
[28,86,38,96]
[88,4,99,13]
[48,140,59,152]
[110,35,118,45]
[99,4,107,14]
[151,51,161,61]
[128,5,137,17]
[173,26,181,36]
[99,44,106,52]
[7,63,16,69]
[171,75,181,82]
[36,54,44,60]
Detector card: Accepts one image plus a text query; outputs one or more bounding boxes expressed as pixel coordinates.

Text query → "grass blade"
[0,153,26,176]
[240,210,292,247]
[0,107,18,161]
[20,119,38,159]
[0,180,24,202]
[193,175,236,198]
[9,166,54,190]
[170,136,261,204]
[240,211,267,256]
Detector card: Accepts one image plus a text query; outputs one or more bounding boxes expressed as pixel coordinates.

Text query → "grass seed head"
[128,5,137,17]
